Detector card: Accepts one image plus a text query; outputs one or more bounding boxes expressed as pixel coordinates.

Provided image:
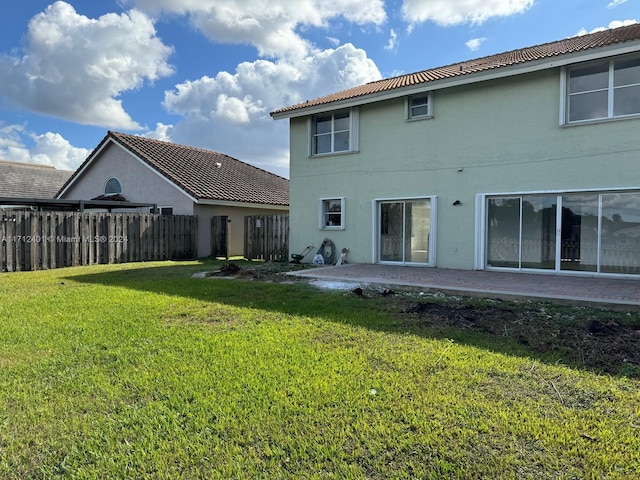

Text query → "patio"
[289,264,640,308]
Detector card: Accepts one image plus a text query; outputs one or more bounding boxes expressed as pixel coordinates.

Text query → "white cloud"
[465,37,486,51]
[0,125,30,163]
[574,19,637,36]
[385,29,398,51]
[126,0,386,58]
[402,0,533,26]
[143,123,174,141]
[164,43,380,125]
[386,69,406,78]
[30,132,90,171]
[0,1,173,130]
[161,43,381,177]
[608,0,628,8]
[0,124,89,171]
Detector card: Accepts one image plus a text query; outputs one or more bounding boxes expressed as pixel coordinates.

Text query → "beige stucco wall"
[194,203,288,258]
[60,143,195,215]
[288,68,640,269]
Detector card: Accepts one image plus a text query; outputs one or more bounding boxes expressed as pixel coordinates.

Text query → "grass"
[0,260,639,479]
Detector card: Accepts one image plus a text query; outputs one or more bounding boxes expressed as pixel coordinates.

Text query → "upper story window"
[407,93,432,120]
[104,177,122,196]
[566,55,640,123]
[310,108,358,156]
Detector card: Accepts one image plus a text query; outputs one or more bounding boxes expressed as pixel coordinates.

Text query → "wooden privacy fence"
[0,211,197,272]
[210,215,229,259]
[244,214,289,261]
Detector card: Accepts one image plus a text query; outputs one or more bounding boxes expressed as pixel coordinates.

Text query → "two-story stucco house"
[272,24,640,277]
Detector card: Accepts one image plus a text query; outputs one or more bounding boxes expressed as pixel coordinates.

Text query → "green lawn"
[0,261,639,479]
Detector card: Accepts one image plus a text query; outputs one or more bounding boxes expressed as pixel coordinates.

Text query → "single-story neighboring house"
[56,131,289,258]
[0,159,73,202]
[272,23,640,277]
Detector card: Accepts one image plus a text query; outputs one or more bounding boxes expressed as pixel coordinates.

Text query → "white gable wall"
[60,142,195,215]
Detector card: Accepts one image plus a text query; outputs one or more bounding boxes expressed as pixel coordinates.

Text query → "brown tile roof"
[58,132,289,207]
[0,160,73,198]
[271,23,640,117]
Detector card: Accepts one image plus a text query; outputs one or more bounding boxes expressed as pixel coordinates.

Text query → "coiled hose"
[317,238,336,265]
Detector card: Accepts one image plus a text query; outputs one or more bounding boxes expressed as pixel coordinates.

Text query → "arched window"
[104,177,122,195]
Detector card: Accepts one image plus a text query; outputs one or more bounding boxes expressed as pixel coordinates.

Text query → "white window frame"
[150,206,174,216]
[406,92,433,120]
[475,186,640,278]
[371,195,437,266]
[562,54,640,125]
[319,197,345,230]
[308,108,359,156]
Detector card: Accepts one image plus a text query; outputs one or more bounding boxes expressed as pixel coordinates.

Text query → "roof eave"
[271,39,640,120]
[196,198,289,210]
[0,196,156,210]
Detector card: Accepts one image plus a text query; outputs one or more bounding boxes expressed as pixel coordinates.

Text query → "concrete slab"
[288,264,640,308]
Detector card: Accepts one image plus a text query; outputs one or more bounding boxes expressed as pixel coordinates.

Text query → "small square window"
[151,206,173,215]
[408,94,431,119]
[320,198,345,229]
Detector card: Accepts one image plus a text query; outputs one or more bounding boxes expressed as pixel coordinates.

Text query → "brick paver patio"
[289,264,640,308]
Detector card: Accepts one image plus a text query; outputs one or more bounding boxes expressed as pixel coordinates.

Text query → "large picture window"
[566,55,640,123]
[311,109,358,155]
[486,191,640,275]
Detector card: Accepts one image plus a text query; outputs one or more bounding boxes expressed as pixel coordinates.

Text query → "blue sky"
[0,0,636,178]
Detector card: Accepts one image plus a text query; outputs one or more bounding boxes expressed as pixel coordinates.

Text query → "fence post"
[0,213,6,272]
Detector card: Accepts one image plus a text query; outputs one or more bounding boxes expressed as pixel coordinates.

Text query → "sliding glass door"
[379,199,431,264]
[600,193,640,274]
[486,192,640,275]
[487,195,556,270]
[560,194,598,272]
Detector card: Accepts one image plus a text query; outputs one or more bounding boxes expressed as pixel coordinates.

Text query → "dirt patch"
[219,263,242,275]
[398,298,640,378]
[198,262,640,377]
[198,262,314,281]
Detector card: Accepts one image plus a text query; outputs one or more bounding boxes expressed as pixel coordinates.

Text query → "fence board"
[244,214,289,261]
[14,212,22,272]
[0,212,197,273]
[5,213,15,272]
[210,216,229,259]
[0,215,5,271]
